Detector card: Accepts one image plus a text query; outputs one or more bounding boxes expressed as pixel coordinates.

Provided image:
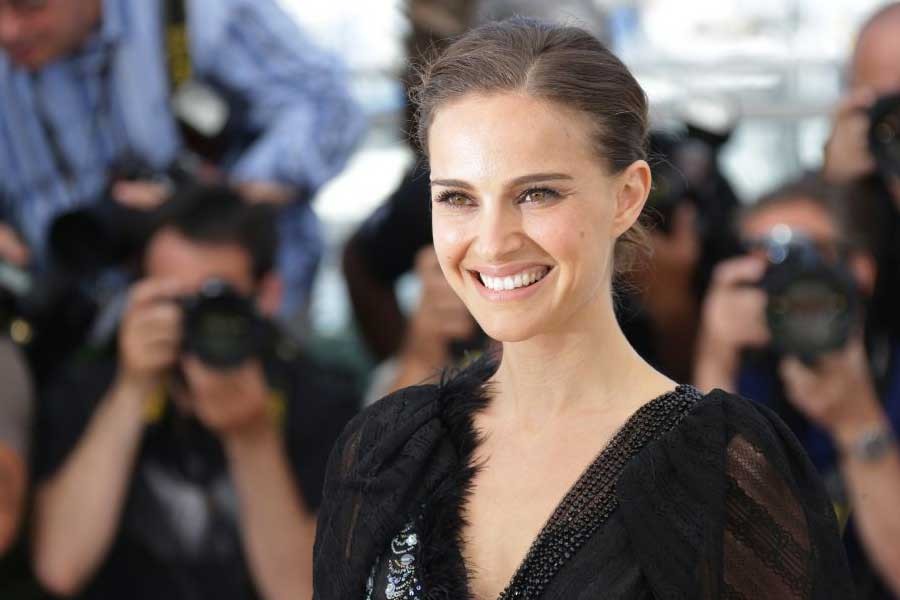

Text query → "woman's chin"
[475,319,543,344]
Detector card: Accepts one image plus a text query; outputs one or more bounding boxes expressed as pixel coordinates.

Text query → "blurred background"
[289,0,887,342]
[3,1,900,599]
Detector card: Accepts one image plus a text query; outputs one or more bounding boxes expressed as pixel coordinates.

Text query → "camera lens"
[182,280,261,369]
[761,232,857,361]
[868,92,900,179]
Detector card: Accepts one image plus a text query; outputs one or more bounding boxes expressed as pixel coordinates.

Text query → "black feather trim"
[416,352,498,599]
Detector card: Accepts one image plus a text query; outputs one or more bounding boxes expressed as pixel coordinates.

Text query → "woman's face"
[428,92,647,342]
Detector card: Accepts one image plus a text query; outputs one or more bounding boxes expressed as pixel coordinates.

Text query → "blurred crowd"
[1,0,900,599]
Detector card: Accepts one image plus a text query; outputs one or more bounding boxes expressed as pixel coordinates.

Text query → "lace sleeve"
[722,433,814,598]
[617,391,855,600]
[719,398,857,600]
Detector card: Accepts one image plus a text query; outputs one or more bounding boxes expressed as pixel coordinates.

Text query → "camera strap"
[161,0,230,161]
[162,0,192,93]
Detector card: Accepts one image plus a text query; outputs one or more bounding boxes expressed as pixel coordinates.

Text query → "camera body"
[179,279,270,370]
[868,92,900,180]
[47,156,200,275]
[756,226,858,362]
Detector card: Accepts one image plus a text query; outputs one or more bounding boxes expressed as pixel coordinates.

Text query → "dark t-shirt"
[33,352,359,600]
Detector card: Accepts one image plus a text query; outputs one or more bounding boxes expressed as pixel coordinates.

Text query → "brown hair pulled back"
[412,17,652,275]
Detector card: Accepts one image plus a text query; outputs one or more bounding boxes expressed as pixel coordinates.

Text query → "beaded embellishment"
[366,385,701,600]
[366,521,423,600]
[497,385,701,599]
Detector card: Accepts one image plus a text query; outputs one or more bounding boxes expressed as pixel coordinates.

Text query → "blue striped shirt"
[0,0,363,310]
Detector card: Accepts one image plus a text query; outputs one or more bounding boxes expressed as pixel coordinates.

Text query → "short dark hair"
[412,17,651,276]
[151,184,278,280]
[741,173,870,252]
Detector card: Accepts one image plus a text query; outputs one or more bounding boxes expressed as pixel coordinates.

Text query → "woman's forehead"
[427,92,598,181]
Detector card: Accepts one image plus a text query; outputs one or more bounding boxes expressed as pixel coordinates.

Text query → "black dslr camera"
[180,279,270,369]
[754,226,858,362]
[868,92,900,180]
[48,156,200,275]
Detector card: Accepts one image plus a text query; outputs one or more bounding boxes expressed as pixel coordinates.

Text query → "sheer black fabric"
[313,356,854,599]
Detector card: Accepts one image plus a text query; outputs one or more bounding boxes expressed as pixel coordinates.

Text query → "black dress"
[313,356,854,599]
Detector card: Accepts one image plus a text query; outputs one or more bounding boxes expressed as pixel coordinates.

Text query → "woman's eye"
[521,188,559,204]
[435,192,473,207]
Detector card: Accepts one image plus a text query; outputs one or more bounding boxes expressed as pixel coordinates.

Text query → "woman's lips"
[469,266,554,301]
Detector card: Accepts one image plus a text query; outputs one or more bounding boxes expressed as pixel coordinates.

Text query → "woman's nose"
[474,204,524,262]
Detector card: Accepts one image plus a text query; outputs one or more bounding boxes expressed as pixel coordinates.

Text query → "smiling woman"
[313,18,854,600]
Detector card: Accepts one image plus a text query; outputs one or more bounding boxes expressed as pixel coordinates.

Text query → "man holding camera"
[818,4,900,596]
[29,185,359,600]
[694,175,900,598]
[0,0,361,319]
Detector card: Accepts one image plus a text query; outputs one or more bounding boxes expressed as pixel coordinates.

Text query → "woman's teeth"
[478,267,549,292]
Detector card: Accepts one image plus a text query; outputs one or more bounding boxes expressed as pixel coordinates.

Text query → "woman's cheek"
[523,211,585,261]
[432,220,470,276]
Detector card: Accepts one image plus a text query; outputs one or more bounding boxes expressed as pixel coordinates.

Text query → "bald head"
[851,2,900,92]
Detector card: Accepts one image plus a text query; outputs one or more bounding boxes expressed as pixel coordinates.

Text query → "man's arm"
[225,426,316,600]
[835,412,900,594]
[183,357,315,600]
[196,0,364,194]
[781,346,900,595]
[31,377,150,596]
[31,280,182,596]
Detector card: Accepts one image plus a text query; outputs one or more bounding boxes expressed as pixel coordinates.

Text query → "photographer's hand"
[388,246,477,393]
[119,279,184,391]
[181,356,314,600]
[180,357,273,440]
[823,88,878,185]
[781,338,900,593]
[779,335,884,444]
[0,223,29,267]
[694,256,770,393]
[111,180,173,211]
[235,181,297,206]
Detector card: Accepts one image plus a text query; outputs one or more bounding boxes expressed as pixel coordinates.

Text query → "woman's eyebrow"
[509,173,574,186]
[430,178,472,189]
[430,173,574,189]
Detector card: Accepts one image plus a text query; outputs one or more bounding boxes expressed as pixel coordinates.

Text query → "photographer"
[362,244,480,402]
[30,185,358,600]
[823,2,900,346]
[0,0,362,320]
[694,176,900,598]
[0,338,32,556]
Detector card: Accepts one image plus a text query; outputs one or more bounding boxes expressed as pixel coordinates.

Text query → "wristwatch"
[845,425,897,463]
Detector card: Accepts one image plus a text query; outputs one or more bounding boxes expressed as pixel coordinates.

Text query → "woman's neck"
[489,297,675,432]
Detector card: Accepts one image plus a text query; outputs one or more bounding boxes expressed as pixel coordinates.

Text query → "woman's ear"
[612,160,651,237]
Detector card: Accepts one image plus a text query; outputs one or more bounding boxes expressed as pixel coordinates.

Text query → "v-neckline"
[457,383,699,600]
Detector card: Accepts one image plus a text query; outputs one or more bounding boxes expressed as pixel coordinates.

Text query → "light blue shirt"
[0,0,364,311]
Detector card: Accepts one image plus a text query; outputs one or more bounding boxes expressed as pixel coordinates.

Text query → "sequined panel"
[366,521,423,600]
